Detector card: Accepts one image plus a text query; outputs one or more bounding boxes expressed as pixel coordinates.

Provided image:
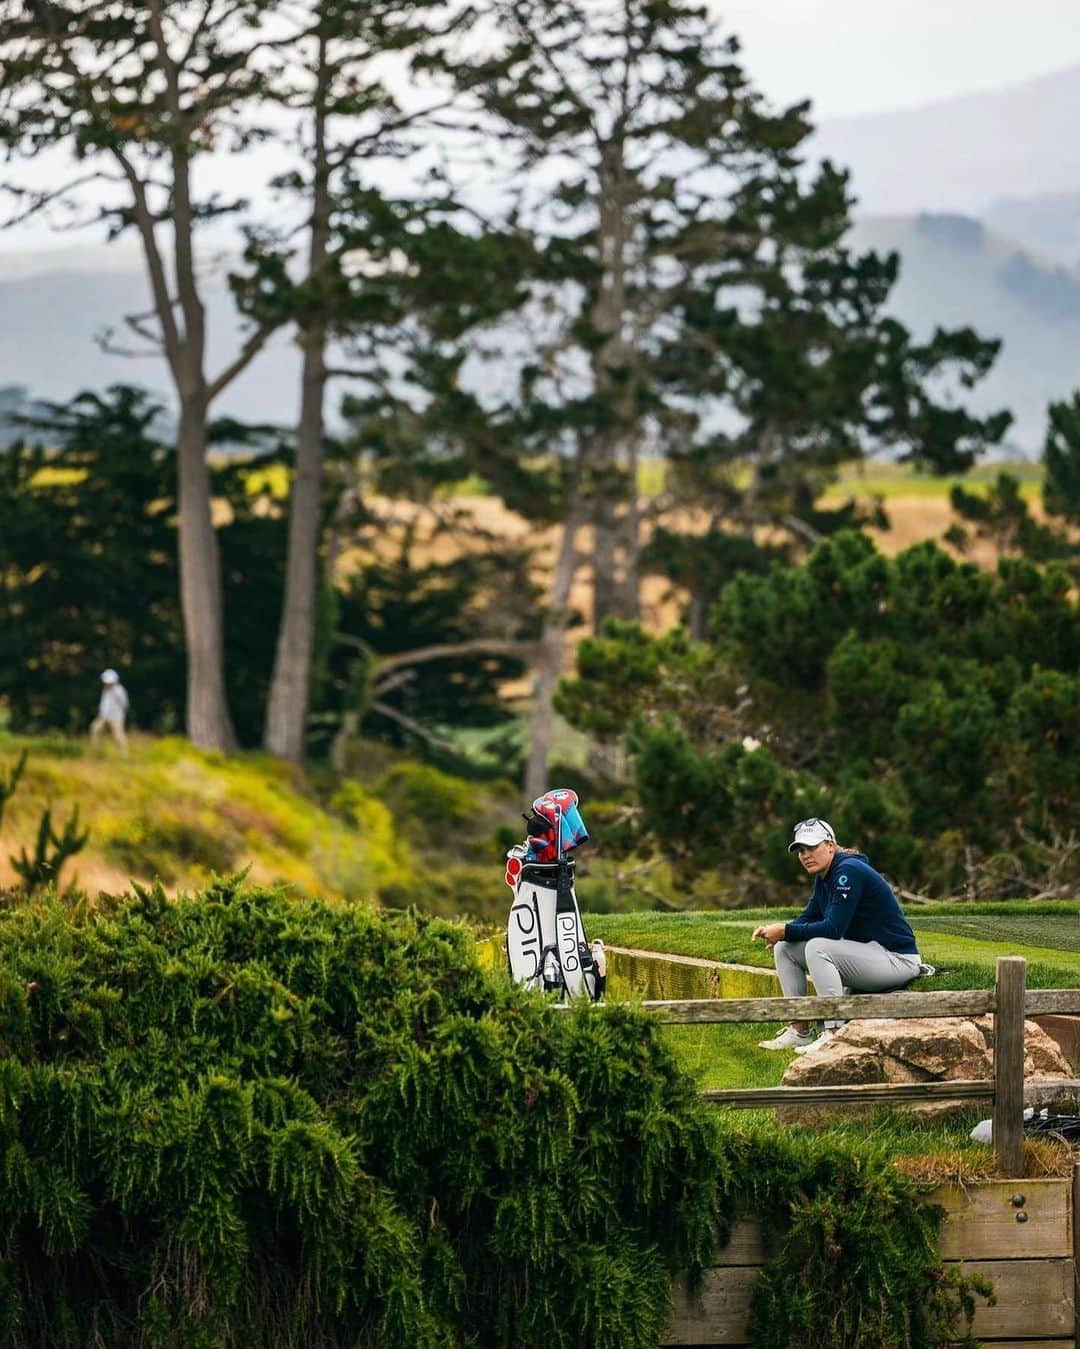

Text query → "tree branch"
[205,318,281,402]
[374,639,532,678]
[0,171,120,227]
[370,700,457,751]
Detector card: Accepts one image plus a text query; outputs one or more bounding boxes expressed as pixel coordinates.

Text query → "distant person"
[752,818,925,1056]
[90,668,129,751]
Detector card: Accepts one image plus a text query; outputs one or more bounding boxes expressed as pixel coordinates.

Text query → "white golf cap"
[101,668,119,683]
[788,818,836,852]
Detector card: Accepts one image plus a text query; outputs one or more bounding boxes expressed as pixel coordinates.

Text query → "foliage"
[9,805,88,894]
[0,389,284,744]
[325,534,534,750]
[1044,392,1080,525]
[0,752,26,833]
[947,471,1075,563]
[558,533,1080,898]
[737,1135,989,1349]
[0,389,526,755]
[422,0,1008,634]
[0,880,984,1347]
[0,881,721,1346]
[0,751,88,896]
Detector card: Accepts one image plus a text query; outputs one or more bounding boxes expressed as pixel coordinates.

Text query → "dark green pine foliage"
[422,0,1008,628]
[0,388,184,732]
[659,162,1010,581]
[0,388,294,745]
[946,473,1074,565]
[0,880,979,1347]
[557,532,1080,897]
[419,0,840,622]
[1043,392,1080,526]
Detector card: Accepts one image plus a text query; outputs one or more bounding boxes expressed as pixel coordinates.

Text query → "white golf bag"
[504,789,605,1002]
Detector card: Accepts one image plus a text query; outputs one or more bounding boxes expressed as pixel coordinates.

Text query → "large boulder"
[778,1017,1073,1120]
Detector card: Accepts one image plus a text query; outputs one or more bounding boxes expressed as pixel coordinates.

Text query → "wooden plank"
[703,1079,995,1109]
[666,1267,755,1347]
[640,988,996,1023]
[993,957,1027,1176]
[713,1217,765,1267]
[666,1260,1075,1346]
[960,1342,1074,1348]
[1027,991,1080,1016]
[932,1180,1071,1260]
[959,1258,1075,1339]
[664,1339,1076,1348]
[1073,1160,1080,1347]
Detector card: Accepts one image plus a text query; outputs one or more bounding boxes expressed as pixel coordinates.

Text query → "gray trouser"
[774,939,922,1029]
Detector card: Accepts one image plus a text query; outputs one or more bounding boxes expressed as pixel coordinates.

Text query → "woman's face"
[795,840,836,875]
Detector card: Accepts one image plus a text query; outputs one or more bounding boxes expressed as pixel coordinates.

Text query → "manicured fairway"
[585,905,1080,985]
[583,904,1080,1101]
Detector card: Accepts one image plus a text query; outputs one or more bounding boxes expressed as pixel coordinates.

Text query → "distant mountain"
[983,191,1080,269]
[0,262,302,426]
[813,63,1080,224]
[1,209,1078,456]
[848,213,1080,454]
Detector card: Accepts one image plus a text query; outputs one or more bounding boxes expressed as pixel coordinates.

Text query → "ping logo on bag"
[557,912,579,972]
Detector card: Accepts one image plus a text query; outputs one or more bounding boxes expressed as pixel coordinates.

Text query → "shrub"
[0,881,720,1346]
[0,881,984,1347]
[325,780,416,898]
[103,810,239,882]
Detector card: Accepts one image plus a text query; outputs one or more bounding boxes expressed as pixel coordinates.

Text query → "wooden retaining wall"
[665,1172,1080,1347]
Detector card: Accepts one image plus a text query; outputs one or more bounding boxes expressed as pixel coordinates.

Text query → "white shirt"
[98,683,129,722]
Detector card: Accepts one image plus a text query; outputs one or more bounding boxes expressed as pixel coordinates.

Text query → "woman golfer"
[752,818,925,1055]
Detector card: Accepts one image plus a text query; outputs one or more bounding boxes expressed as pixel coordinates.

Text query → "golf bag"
[505,788,605,1001]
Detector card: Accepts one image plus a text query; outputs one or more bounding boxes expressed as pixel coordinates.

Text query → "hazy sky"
[722,0,1080,118]
[3,0,1080,264]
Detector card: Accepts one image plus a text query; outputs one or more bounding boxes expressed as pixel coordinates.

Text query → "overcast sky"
[722,0,1080,118]
[4,0,1080,265]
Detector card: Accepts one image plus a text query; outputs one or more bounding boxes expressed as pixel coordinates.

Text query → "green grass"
[629,457,1043,501]
[824,459,1043,501]
[582,904,1080,1109]
[585,905,1080,985]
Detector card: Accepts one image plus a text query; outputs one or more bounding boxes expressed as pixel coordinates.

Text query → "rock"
[837,1018,990,1080]
[1031,1015,1080,1073]
[777,1016,1073,1122]
[972,1014,1073,1078]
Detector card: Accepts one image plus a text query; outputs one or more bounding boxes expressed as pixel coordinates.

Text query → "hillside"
[848,213,1080,452]
[814,62,1080,220]
[0,733,514,916]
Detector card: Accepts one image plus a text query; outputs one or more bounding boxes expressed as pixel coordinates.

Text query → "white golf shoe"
[758,1026,816,1051]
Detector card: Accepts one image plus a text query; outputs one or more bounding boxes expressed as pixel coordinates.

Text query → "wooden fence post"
[992,955,1026,1177]
[1073,1158,1080,1347]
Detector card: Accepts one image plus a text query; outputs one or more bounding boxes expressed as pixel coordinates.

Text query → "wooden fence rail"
[625,956,1080,1176]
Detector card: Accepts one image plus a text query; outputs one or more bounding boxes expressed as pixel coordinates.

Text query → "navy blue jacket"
[783,852,918,954]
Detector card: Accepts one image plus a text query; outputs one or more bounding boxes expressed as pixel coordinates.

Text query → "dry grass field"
[345,471,1031,640]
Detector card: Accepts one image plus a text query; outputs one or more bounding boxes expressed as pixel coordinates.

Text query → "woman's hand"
[752,922,786,947]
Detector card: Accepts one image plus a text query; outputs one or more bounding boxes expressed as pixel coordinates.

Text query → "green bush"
[559,534,1080,897]
[103,811,238,882]
[0,881,988,1347]
[374,761,477,833]
[0,881,726,1347]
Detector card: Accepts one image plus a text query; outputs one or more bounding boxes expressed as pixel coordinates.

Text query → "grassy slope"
[0,732,406,901]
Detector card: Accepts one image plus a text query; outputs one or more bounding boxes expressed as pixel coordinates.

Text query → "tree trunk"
[589,142,639,628]
[176,399,237,750]
[263,327,327,760]
[263,37,331,762]
[524,510,582,802]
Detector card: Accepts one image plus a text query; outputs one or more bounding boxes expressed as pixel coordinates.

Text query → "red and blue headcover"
[525,787,589,863]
